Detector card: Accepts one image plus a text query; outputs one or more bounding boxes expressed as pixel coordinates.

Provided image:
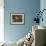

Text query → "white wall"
[0,0,4,42]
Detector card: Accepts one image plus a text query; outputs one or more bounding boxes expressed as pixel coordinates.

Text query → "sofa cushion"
[17,37,25,46]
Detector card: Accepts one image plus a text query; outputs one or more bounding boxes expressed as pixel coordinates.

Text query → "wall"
[4,0,40,42]
[0,0,4,42]
[40,0,46,27]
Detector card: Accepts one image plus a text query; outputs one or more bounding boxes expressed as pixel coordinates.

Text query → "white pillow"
[17,37,25,46]
[6,41,17,46]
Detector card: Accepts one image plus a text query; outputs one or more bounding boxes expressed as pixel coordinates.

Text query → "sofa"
[17,25,46,46]
[32,25,46,46]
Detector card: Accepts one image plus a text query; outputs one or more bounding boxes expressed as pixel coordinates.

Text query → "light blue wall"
[40,0,46,27]
[4,0,40,42]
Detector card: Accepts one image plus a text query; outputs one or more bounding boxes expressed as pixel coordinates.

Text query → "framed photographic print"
[11,13,24,24]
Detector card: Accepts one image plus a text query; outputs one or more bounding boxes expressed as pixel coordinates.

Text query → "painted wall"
[4,0,40,42]
[0,0,4,42]
[40,0,46,27]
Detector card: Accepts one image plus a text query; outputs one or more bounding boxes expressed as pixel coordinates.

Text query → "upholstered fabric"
[17,32,34,46]
[35,29,45,46]
[17,37,25,46]
[32,25,46,46]
[1,41,17,46]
